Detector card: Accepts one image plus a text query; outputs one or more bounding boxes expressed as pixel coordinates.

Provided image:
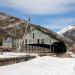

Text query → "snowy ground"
[0,56,75,75]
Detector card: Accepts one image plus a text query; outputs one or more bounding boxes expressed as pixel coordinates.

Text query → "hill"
[58,25,75,42]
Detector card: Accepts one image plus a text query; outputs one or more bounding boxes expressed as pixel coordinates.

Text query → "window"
[0,37,3,46]
[41,39,44,44]
[33,33,34,39]
[37,39,39,44]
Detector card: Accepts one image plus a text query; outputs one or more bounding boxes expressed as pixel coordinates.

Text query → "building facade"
[20,28,60,53]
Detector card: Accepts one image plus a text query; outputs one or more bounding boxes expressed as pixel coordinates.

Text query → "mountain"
[0,12,28,38]
[0,12,61,39]
[58,25,75,42]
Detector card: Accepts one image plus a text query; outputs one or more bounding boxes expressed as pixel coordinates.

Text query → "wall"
[0,55,36,66]
[24,29,58,45]
[3,37,12,48]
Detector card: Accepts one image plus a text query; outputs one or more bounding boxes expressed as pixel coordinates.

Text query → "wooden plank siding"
[20,29,59,53]
[24,29,58,45]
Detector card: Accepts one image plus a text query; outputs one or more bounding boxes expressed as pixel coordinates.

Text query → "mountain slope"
[0,12,28,38]
[58,25,75,42]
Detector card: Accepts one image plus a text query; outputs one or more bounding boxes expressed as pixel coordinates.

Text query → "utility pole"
[24,18,30,43]
[25,18,30,34]
[23,18,30,52]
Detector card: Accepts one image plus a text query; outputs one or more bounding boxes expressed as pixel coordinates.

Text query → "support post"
[50,38,51,53]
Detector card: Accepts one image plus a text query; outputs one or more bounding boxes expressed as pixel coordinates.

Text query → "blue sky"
[0,0,75,32]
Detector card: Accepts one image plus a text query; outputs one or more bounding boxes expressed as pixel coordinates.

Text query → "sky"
[0,0,75,32]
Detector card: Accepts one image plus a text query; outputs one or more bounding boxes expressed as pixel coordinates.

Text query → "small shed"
[0,29,9,54]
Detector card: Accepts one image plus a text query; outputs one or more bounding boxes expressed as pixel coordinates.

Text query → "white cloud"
[43,24,65,30]
[0,0,75,15]
[0,0,75,32]
[64,18,75,23]
[42,23,66,32]
[41,17,75,31]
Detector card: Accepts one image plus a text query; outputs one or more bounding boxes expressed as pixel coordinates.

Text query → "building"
[0,19,68,53]
[3,37,13,49]
[0,29,9,46]
[1,23,63,53]
[0,12,72,53]
[0,23,69,53]
[20,24,62,53]
[0,29,11,54]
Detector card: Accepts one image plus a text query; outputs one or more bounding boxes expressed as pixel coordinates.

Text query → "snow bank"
[0,52,38,59]
[0,56,75,75]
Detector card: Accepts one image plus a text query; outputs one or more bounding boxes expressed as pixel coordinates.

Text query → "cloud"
[42,23,66,32]
[41,17,75,31]
[64,18,75,23]
[0,0,75,15]
[0,0,75,32]
[43,24,65,30]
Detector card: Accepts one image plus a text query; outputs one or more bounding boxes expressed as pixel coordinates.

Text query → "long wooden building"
[1,22,73,53]
[20,23,62,53]
[1,22,63,53]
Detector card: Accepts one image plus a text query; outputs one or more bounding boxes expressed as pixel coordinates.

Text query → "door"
[0,37,3,46]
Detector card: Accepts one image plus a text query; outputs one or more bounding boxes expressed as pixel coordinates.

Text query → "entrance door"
[37,39,40,44]
[0,37,3,46]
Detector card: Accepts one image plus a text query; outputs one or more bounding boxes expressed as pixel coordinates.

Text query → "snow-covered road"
[0,56,75,75]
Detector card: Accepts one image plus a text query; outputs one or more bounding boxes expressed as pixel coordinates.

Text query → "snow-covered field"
[0,56,75,75]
